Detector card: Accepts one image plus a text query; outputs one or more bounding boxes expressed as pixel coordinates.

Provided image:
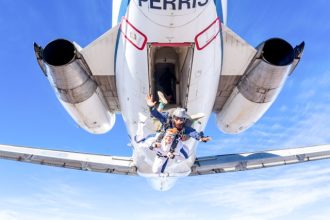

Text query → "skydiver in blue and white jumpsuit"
[151,128,189,174]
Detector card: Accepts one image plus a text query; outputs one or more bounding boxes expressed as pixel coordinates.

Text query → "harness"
[154,133,179,156]
[159,115,173,132]
[156,152,167,158]
[169,134,179,153]
[153,113,190,155]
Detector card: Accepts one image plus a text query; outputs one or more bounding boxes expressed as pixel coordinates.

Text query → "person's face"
[173,116,185,129]
[164,134,174,144]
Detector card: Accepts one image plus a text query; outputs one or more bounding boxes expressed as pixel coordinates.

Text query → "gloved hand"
[149,142,160,150]
[167,152,175,159]
[200,136,211,143]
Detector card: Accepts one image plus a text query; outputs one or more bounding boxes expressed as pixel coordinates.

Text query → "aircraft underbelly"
[115,0,221,177]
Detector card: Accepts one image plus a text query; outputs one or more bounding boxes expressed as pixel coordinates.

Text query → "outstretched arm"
[147,94,168,124]
[185,127,211,142]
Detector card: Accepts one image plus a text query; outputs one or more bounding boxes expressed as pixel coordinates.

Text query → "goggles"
[173,116,186,122]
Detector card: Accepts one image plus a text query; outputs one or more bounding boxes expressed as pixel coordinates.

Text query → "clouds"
[184,163,330,220]
[199,68,330,156]
[274,71,330,146]
[2,163,330,220]
[0,178,117,220]
[191,65,330,220]
[0,210,17,220]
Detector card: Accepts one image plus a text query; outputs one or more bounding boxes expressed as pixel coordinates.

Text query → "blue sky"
[1,0,330,219]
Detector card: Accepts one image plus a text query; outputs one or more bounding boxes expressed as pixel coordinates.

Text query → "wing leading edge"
[1,144,330,176]
[0,144,136,175]
[191,144,330,175]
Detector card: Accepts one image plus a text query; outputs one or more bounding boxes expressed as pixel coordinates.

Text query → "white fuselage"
[115,0,221,188]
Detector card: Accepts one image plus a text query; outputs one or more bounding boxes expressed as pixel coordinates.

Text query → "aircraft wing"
[2,144,330,177]
[0,144,137,175]
[191,145,330,175]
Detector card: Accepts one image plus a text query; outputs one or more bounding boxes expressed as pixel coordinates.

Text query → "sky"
[1,0,330,219]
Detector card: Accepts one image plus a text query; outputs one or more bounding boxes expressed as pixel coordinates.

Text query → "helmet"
[172,108,188,119]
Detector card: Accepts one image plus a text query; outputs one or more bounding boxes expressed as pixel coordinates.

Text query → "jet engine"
[34,39,115,134]
[217,38,304,134]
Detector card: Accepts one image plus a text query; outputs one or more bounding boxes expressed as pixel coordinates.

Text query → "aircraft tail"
[111,0,124,27]
[221,0,228,25]
[215,0,228,25]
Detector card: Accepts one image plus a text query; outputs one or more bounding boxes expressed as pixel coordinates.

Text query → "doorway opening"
[148,44,194,110]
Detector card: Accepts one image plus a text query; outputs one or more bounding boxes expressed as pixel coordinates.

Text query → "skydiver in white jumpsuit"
[151,128,189,174]
[134,115,189,174]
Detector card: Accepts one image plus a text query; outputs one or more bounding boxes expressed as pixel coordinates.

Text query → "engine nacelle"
[217,38,304,134]
[34,39,115,134]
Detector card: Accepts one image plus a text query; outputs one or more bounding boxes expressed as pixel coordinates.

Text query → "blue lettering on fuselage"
[150,0,161,9]
[198,0,208,6]
[164,0,176,10]
[138,0,208,10]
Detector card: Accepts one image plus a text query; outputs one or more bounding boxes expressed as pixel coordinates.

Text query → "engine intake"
[262,38,295,66]
[43,39,76,66]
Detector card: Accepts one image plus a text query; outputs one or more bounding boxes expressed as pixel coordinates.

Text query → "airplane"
[1,0,330,191]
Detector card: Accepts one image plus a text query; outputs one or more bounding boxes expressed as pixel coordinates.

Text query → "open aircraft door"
[147,43,194,109]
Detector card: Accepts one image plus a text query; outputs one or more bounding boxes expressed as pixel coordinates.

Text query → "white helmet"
[172,108,188,119]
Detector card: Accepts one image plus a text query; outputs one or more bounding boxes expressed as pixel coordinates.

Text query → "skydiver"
[146,94,211,143]
[150,128,189,174]
[134,121,190,174]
